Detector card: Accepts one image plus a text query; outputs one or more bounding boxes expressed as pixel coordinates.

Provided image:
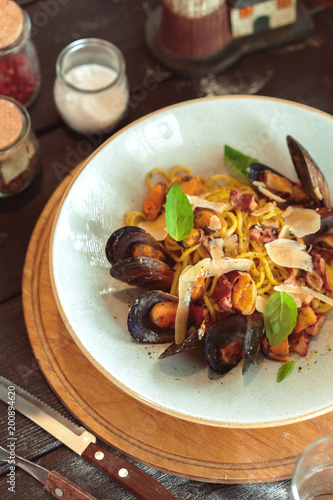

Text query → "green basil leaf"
[277,360,295,382]
[224,145,258,182]
[264,292,297,347]
[165,183,194,241]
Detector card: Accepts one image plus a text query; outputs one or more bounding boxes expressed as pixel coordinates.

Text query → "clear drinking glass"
[290,435,333,500]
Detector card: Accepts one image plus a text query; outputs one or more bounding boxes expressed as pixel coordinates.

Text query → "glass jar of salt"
[53,38,129,134]
[0,96,40,197]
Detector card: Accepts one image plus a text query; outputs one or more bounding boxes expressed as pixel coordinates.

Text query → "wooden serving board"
[22,165,333,484]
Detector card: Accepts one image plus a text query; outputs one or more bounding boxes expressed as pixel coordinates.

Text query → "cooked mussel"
[128,290,178,343]
[287,135,330,208]
[310,232,333,260]
[314,232,333,248]
[106,226,175,290]
[106,226,173,265]
[110,256,174,291]
[205,315,247,374]
[242,311,264,374]
[247,162,308,207]
[247,136,330,209]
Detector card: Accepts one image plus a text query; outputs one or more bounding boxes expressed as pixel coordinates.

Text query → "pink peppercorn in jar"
[0,96,40,197]
[0,0,41,107]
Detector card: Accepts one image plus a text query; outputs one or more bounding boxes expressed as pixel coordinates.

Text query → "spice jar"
[0,0,41,107]
[53,38,129,134]
[0,96,40,197]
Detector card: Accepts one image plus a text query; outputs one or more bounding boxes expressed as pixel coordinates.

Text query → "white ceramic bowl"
[50,95,333,428]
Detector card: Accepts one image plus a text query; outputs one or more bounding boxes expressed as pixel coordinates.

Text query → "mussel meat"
[247,162,308,208]
[128,290,178,343]
[205,315,247,374]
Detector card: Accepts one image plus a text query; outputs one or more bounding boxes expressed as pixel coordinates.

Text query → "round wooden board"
[22,165,333,484]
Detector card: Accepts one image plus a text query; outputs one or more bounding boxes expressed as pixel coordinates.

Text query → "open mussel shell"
[242,311,264,375]
[106,226,173,265]
[287,135,330,208]
[205,315,247,375]
[110,256,174,291]
[128,290,177,343]
[246,162,305,207]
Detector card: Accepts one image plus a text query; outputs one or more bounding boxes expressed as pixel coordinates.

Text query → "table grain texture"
[1,0,333,498]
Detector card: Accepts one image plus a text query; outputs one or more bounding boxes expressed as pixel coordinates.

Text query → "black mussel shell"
[205,315,247,374]
[287,135,330,208]
[242,311,264,375]
[159,327,206,359]
[128,290,177,343]
[247,162,271,183]
[110,256,174,291]
[106,226,172,265]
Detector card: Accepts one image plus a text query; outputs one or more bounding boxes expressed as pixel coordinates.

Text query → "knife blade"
[0,376,176,500]
[0,445,98,499]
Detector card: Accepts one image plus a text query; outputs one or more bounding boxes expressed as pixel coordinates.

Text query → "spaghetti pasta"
[125,166,297,304]
[109,161,333,373]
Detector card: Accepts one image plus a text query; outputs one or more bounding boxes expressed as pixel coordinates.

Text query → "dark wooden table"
[1,0,333,498]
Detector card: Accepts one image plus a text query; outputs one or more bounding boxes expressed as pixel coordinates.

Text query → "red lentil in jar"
[0,0,41,107]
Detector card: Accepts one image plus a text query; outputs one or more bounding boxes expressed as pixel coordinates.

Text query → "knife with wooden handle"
[0,445,98,499]
[0,376,176,500]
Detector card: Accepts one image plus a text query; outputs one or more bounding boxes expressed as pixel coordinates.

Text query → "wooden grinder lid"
[0,0,24,49]
[0,98,23,151]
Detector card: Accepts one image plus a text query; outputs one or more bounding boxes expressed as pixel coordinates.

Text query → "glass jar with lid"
[53,38,129,134]
[0,0,41,107]
[0,96,40,197]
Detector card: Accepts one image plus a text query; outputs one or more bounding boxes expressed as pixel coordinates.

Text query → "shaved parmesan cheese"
[278,225,290,239]
[256,295,267,313]
[187,195,227,213]
[282,206,320,238]
[252,202,275,216]
[252,181,286,203]
[261,219,279,228]
[275,284,333,307]
[182,257,253,281]
[223,234,238,257]
[265,239,313,271]
[138,213,168,241]
[175,266,193,344]
[314,186,323,201]
[203,237,224,260]
[208,214,222,231]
